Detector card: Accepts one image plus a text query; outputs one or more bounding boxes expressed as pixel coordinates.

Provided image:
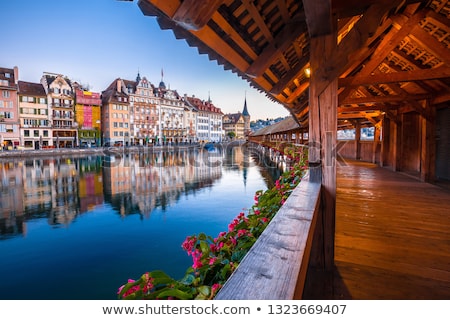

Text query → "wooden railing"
[215,175,321,300]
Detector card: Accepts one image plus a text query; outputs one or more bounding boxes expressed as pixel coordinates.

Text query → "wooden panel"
[401,112,421,173]
[436,106,450,180]
[337,140,356,159]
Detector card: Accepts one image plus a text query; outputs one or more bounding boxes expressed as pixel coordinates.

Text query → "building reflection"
[0,145,257,239]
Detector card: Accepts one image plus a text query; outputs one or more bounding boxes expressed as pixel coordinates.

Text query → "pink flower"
[143,272,154,294]
[211,283,221,293]
[192,249,203,269]
[237,229,247,237]
[118,279,140,298]
[181,236,197,255]
[254,209,261,215]
[275,180,281,190]
[209,257,217,265]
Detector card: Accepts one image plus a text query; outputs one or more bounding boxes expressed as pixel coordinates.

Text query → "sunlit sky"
[2,0,290,120]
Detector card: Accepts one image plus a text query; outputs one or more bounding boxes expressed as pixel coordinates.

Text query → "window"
[24,130,30,137]
[34,130,39,137]
[2,91,10,98]
[39,98,46,104]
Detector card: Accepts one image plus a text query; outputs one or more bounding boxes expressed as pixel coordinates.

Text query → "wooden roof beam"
[314,1,403,95]
[338,7,427,100]
[341,93,431,104]
[409,26,450,67]
[302,0,333,38]
[245,17,307,78]
[339,66,450,87]
[172,0,224,31]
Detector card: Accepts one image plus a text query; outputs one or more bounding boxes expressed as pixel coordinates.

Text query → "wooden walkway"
[304,159,450,299]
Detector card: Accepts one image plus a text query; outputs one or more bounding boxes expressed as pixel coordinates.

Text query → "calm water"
[0,144,283,299]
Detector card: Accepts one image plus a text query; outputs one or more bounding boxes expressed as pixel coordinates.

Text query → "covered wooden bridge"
[134,0,450,299]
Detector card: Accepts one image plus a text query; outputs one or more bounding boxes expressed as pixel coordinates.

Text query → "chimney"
[116,79,122,93]
[13,66,19,84]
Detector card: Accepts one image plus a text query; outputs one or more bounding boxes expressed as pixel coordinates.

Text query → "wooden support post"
[381,116,389,167]
[372,122,381,164]
[308,33,337,275]
[393,115,402,172]
[420,101,436,182]
[355,120,361,160]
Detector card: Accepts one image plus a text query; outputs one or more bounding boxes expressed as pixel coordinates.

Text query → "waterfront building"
[182,94,198,144]
[0,66,20,149]
[155,75,185,144]
[223,112,245,140]
[223,97,251,140]
[127,73,158,146]
[185,95,223,143]
[73,84,102,147]
[17,81,50,149]
[40,72,76,148]
[101,78,131,146]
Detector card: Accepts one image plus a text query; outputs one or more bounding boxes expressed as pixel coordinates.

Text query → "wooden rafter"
[245,17,307,78]
[341,93,431,105]
[339,66,450,87]
[172,0,224,30]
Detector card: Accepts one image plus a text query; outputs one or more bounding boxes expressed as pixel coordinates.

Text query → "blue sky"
[2,0,289,120]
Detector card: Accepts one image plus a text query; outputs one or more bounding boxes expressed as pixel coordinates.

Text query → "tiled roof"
[251,116,300,136]
[18,81,46,96]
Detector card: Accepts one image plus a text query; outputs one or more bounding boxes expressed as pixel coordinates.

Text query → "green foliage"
[117,144,308,300]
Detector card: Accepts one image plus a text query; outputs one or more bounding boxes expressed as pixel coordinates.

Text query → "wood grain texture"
[304,159,450,299]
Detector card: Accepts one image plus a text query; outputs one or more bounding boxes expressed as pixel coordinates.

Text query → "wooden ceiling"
[137,0,450,129]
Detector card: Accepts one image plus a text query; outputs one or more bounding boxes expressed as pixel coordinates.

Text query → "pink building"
[0,66,20,149]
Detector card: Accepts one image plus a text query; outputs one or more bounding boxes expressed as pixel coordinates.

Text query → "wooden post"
[393,114,402,172]
[355,120,361,160]
[381,116,389,167]
[372,122,381,164]
[308,33,337,274]
[420,100,436,182]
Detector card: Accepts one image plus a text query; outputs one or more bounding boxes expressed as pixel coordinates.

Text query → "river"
[0,143,284,299]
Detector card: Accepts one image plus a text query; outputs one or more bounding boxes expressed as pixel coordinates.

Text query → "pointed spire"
[242,92,250,116]
[136,68,141,83]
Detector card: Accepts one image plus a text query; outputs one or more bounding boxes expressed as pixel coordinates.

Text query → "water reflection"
[0,145,283,240]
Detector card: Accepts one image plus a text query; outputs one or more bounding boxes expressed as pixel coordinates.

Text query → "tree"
[227,131,236,139]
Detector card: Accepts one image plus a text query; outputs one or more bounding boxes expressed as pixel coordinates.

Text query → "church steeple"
[242,93,251,137]
[242,96,250,116]
[136,70,141,83]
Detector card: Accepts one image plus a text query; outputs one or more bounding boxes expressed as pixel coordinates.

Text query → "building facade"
[41,73,76,148]
[156,79,185,144]
[101,78,131,146]
[185,95,223,143]
[223,97,251,140]
[127,74,158,146]
[0,66,20,149]
[74,86,102,147]
[17,81,50,149]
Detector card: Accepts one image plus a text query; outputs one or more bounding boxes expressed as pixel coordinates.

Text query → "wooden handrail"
[215,176,321,300]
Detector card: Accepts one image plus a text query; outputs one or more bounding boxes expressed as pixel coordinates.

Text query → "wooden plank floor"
[304,159,450,299]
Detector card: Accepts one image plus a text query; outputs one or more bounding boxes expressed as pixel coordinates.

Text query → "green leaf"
[197,285,211,297]
[156,288,193,300]
[199,241,210,254]
[180,274,195,285]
